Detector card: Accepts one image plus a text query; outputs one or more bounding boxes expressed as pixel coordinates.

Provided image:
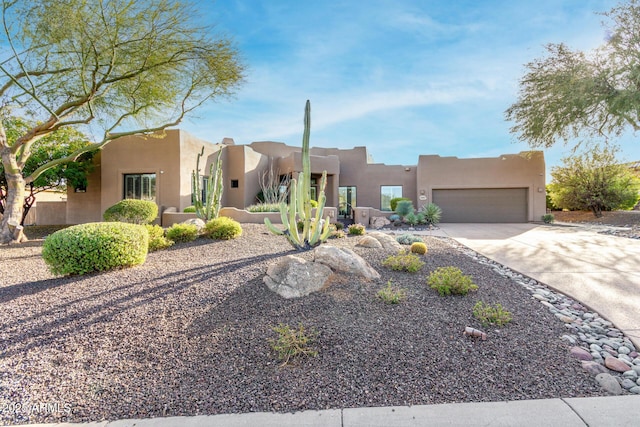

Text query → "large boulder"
[264,255,333,299]
[314,245,380,280]
[356,235,383,249]
[367,231,404,252]
[370,216,390,230]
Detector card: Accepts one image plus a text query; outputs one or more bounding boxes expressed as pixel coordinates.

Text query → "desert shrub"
[428,266,478,296]
[348,223,366,235]
[204,217,243,240]
[420,203,442,225]
[42,222,148,275]
[332,221,344,230]
[542,213,554,224]
[183,205,196,213]
[166,223,199,243]
[396,233,423,245]
[390,197,411,212]
[382,251,425,273]
[388,214,401,222]
[103,199,158,224]
[330,230,346,239]
[310,199,318,208]
[410,241,427,255]
[246,203,281,213]
[416,212,426,224]
[269,323,318,366]
[377,280,407,304]
[405,211,419,225]
[145,224,174,252]
[473,301,513,326]
[395,200,414,217]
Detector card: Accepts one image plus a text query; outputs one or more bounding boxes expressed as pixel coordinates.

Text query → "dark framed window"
[124,173,156,201]
[231,179,239,188]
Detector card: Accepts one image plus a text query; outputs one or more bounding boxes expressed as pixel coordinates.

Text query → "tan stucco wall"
[35,201,67,225]
[66,152,102,224]
[417,152,546,221]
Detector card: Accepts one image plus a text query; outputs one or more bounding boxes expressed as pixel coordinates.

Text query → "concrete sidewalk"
[434,223,640,349]
[25,395,640,426]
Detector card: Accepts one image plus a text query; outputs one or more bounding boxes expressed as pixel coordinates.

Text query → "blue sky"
[182,0,640,179]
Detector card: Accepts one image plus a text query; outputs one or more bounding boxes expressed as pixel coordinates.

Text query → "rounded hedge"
[204,217,243,240]
[103,199,158,224]
[166,223,199,243]
[42,222,149,275]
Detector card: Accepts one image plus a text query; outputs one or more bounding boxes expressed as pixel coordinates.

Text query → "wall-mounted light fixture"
[405,167,411,171]
[420,189,425,195]
[538,187,543,193]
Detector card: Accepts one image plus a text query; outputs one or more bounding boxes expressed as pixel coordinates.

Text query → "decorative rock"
[263,255,333,299]
[623,370,638,380]
[569,346,592,361]
[369,216,390,229]
[555,314,574,323]
[314,246,380,280]
[366,231,404,252]
[561,335,577,345]
[618,346,631,355]
[590,344,603,353]
[633,358,640,365]
[605,356,631,373]
[581,361,608,376]
[356,235,383,249]
[632,365,640,375]
[630,386,640,394]
[621,379,637,390]
[595,373,623,395]
[182,218,206,231]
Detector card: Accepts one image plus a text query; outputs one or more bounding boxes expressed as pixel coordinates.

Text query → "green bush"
[204,217,243,240]
[388,214,401,222]
[390,197,411,212]
[332,221,344,230]
[103,199,158,224]
[377,280,407,304]
[166,223,199,243]
[382,251,425,272]
[246,203,281,212]
[310,199,318,208]
[396,233,423,245]
[269,323,318,366]
[410,241,427,255]
[428,266,478,296]
[473,301,513,326]
[395,200,414,217]
[183,206,196,213]
[403,211,417,225]
[145,224,174,252]
[329,229,346,239]
[542,213,555,224]
[348,223,366,235]
[42,222,148,275]
[420,203,442,225]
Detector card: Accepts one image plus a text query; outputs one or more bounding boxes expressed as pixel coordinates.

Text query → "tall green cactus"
[192,146,224,221]
[265,100,331,250]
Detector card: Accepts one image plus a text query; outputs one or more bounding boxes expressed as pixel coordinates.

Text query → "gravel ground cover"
[552,210,640,239]
[0,224,606,424]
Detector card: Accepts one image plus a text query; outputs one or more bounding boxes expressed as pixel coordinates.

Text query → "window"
[338,186,356,218]
[380,185,402,211]
[124,173,156,201]
[231,179,239,188]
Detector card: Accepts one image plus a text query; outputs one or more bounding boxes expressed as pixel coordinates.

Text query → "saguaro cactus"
[192,146,224,221]
[265,100,331,250]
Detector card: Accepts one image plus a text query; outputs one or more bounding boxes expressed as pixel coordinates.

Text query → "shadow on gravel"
[0,251,285,359]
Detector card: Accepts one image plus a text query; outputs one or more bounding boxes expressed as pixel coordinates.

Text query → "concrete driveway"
[437,223,640,349]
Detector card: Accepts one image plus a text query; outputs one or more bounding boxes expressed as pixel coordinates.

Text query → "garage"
[432,188,528,223]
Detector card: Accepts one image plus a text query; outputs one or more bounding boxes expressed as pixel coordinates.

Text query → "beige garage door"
[432,188,528,223]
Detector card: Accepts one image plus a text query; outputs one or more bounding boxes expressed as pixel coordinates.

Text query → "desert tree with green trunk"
[506,1,640,150]
[0,0,245,243]
[548,145,640,217]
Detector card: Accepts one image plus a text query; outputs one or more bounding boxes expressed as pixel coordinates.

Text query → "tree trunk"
[0,157,27,244]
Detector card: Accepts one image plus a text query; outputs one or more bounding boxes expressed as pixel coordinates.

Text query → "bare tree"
[0,0,245,243]
[257,158,290,205]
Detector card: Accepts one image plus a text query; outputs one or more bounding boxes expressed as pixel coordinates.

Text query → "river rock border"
[447,238,640,396]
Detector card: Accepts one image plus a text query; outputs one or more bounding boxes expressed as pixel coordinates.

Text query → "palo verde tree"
[0,116,95,224]
[506,1,640,149]
[548,145,640,217]
[0,0,245,243]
